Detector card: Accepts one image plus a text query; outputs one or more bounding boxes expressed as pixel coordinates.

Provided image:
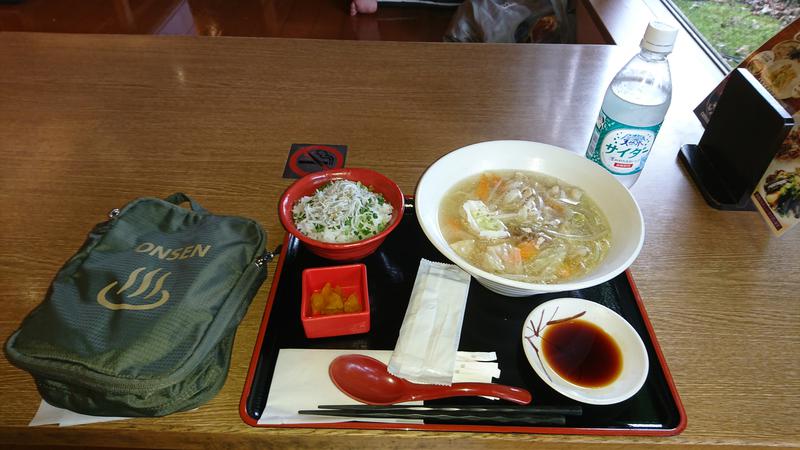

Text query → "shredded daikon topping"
[292,180,394,243]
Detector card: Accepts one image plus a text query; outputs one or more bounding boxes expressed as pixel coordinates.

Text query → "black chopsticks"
[298,404,582,425]
[317,404,582,414]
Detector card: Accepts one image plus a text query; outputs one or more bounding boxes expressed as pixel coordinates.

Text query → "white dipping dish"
[521,298,649,405]
[415,140,644,297]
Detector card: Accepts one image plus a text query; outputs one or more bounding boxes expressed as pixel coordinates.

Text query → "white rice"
[292,180,394,243]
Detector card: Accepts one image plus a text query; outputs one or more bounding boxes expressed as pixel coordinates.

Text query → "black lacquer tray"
[239,200,686,435]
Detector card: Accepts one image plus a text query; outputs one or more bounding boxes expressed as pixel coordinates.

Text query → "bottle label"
[586,110,662,175]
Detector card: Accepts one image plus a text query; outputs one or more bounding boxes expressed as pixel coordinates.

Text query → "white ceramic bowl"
[521,298,649,405]
[415,140,644,297]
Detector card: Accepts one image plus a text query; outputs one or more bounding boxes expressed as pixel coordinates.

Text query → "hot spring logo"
[96,242,212,311]
[97,267,172,310]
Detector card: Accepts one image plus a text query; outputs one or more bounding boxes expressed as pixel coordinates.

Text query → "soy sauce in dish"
[542,320,622,388]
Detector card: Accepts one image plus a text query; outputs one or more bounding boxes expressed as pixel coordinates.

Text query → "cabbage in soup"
[439,171,610,284]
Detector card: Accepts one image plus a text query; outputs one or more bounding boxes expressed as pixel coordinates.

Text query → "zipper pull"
[255,245,281,268]
[108,208,120,219]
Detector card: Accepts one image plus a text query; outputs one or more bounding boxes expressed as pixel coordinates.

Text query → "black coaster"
[283,144,348,179]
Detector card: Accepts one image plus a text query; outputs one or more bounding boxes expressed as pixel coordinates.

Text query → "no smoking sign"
[282,144,348,179]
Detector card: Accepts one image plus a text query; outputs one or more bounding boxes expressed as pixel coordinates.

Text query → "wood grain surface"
[0,32,798,449]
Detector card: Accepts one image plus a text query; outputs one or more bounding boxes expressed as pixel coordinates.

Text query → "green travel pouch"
[5,193,271,417]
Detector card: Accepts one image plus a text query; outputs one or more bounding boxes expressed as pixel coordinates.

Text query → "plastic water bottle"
[586,21,678,188]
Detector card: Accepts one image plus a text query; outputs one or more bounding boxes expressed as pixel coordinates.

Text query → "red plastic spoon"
[329,354,532,405]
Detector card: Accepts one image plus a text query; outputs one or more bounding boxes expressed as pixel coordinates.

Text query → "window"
[665,0,799,69]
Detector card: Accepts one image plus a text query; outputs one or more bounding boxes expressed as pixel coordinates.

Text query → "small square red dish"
[301,264,370,338]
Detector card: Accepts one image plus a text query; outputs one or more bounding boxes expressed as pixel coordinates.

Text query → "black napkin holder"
[679,68,794,210]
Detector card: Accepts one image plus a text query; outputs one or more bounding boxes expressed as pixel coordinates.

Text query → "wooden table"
[0,32,798,449]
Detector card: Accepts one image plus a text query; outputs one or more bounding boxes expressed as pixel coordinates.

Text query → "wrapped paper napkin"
[259,348,499,425]
[388,259,472,385]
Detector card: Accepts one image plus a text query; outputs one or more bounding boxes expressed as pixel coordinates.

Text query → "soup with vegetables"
[439,171,610,284]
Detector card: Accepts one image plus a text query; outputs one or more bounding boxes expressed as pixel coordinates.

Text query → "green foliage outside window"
[672,0,798,67]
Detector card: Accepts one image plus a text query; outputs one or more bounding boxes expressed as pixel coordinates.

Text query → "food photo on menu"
[696,17,800,236]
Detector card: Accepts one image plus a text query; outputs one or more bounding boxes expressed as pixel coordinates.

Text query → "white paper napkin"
[258,348,500,425]
[259,349,415,425]
[29,400,127,427]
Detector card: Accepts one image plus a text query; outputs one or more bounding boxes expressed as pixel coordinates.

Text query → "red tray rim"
[238,232,687,436]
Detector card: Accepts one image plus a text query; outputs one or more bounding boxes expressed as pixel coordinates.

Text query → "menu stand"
[679,68,794,210]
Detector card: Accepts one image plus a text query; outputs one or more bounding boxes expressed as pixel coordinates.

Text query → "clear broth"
[439,170,611,284]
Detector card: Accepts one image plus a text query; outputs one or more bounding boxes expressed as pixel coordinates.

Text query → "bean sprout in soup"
[439,171,610,284]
